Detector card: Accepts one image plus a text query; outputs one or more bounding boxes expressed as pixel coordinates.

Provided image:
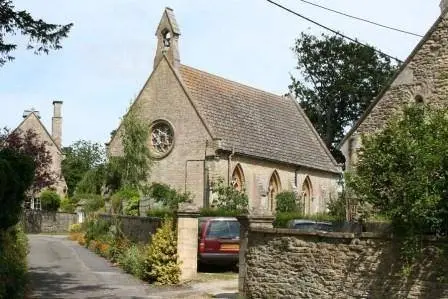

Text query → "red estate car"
[198,217,240,266]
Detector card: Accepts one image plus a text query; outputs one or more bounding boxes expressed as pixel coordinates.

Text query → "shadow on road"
[198,263,238,273]
[28,265,121,299]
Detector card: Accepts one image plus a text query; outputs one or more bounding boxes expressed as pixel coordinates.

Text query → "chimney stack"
[52,101,63,148]
[441,0,448,13]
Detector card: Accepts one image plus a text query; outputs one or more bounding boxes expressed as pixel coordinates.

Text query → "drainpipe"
[227,146,235,186]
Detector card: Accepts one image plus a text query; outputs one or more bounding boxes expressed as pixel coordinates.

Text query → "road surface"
[27,234,237,298]
[28,234,157,298]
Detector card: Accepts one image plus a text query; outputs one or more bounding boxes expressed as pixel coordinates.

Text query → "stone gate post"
[237,210,275,297]
[176,203,200,281]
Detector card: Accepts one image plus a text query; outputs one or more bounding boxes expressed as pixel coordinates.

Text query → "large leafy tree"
[290,33,397,161]
[62,140,105,197]
[0,128,55,195]
[347,104,448,236]
[105,104,153,215]
[0,149,34,229]
[118,106,153,189]
[0,0,73,66]
[72,104,153,215]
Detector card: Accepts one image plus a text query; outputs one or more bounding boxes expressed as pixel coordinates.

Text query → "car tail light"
[199,242,205,253]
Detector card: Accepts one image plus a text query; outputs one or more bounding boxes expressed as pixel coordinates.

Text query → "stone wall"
[107,58,340,212]
[107,58,211,208]
[208,155,339,214]
[242,228,448,298]
[98,214,162,243]
[341,12,448,169]
[22,211,78,233]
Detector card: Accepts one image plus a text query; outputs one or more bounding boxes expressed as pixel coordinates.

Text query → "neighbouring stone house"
[107,8,341,213]
[340,2,448,169]
[14,101,67,208]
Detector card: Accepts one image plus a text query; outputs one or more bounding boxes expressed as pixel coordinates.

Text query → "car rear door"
[204,220,240,253]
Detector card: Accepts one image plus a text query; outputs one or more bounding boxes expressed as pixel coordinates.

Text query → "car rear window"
[206,221,239,239]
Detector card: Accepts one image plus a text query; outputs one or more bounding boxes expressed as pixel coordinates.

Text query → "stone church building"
[108,8,341,214]
[15,101,67,208]
[340,1,448,169]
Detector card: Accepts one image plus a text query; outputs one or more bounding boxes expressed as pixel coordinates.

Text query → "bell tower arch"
[154,7,181,70]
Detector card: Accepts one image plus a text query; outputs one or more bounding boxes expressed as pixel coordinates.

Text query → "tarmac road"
[27,234,238,299]
[27,234,153,299]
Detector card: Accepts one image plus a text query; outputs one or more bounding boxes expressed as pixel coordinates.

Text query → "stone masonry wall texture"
[243,229,448,299]
[209,155,339,214]
[343,12,448,169]
[99,214,161,243]
[18,113,67,196]
[108,59,210,207]
[22,211,78,233]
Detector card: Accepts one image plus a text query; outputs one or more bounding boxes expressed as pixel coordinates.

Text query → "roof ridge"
[180,64,286,100]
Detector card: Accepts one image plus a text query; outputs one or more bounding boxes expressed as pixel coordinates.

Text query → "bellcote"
[154,7,181,70]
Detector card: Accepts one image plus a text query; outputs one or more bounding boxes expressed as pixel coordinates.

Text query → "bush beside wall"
[70,215,180,285]
[0,228,29,299]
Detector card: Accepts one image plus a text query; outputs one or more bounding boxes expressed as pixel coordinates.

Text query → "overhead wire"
[266,0,404,63]
[297,0,423,38]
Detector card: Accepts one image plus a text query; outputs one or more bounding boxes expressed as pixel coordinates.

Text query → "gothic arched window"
[268,170,281,211]
[302,176,313,214]
[231,164,245,192]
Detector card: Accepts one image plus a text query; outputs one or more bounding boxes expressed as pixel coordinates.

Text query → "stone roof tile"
[179,65,340,174]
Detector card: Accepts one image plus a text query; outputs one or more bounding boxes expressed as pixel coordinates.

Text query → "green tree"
[39,190,61,212]
[144,218,180,285]
[347,104,448,236]
[102,104,153,214]
[211,178,248,214]
[118,105,152,190]
[0,0,73,66]
[289,33,397,161]
[111,186,140,216]
[0,128,55,197]
[147,183,192,211]
[62,140,105,197]
[74,165,106,196]
[276,191,300,213]
[0,149,35,230]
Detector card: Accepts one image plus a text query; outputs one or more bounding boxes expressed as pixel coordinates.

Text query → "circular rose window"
[149,120,174,158]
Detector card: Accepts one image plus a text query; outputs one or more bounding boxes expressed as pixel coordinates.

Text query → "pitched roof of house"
[338,8,447,149]
[14,112,62,154]
[178,64,340,174]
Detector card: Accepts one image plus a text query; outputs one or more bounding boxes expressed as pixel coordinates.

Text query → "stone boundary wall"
[242,227,448,298]
[98,214,162,243]
[22,211,78,233]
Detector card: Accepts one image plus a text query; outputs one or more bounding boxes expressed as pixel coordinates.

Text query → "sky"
[0,0,441,146]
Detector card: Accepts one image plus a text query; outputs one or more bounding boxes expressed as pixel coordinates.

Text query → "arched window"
[302,176,313,214]
[268,170,281,211]
[231,164,245,192]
